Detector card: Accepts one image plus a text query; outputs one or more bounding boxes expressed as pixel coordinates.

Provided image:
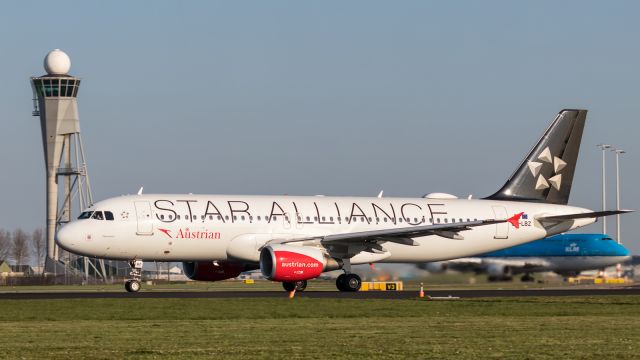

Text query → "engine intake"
[260,244,342,282]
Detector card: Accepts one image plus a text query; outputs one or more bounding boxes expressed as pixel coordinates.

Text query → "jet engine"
[182,261,249,281]
[417,262,448,273]
[260,244,342,282]
[487,264,513,281]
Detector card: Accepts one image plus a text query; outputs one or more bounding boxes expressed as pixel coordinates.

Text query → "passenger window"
[176,215,180,220]
[321,216,325,221]
[444,218,448,223]
[399,218,403,223]
[384,218,388,222]
[257,216,261,221]
[330,217,334,221]
[225,216,229,220]
[218,215,222,220]
[241,216,245,221]
[233,216,237,221]
[105,211,114,221]
[201,215,205,220]
[209,215,213,220]
[306,216,311,221]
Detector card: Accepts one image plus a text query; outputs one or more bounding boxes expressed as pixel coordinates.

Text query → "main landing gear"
[125,259,144,293]
[282,280,307,292]
[336,273,361,292]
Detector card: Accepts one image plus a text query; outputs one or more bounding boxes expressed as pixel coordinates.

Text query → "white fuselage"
[56,194,595,264]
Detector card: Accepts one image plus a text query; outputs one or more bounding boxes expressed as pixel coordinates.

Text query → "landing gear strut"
[125,259,143,293]
[282,280,307,292]
[336,273,361,292]
[520,274,535,282]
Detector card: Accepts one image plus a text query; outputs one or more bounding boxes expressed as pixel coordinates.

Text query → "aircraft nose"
[55,222,83,254]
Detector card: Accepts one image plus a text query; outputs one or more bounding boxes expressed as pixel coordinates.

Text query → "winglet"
[508,212,524,229]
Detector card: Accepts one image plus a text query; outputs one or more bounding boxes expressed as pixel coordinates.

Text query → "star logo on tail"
[527,146,566,192]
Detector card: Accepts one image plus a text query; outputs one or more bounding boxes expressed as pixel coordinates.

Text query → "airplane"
[418,233,631,281]
[55,109,632,292]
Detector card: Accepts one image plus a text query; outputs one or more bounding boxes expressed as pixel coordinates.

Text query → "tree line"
[0,228,46,273]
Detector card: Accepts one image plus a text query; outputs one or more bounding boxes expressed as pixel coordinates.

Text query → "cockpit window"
[602,237,614,241]
[91,211,104,220]
[105,211,114,221]
[78,211,94,219]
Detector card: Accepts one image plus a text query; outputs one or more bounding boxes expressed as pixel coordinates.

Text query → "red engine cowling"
[182,261,246,281]
[260,244,342,282]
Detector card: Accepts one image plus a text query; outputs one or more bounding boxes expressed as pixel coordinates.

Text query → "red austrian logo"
[158,228,221,239]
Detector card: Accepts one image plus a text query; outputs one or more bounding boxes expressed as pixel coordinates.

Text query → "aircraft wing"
[320,219,504,245]
[271,218,507,250]
[480,257,550,269]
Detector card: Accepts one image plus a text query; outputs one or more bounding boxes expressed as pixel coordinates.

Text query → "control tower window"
[105,211,114,221]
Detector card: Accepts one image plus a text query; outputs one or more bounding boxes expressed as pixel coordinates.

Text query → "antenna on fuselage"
[137,186,144,195]
[377,190,384,198]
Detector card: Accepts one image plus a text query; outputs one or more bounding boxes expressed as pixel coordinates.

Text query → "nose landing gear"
[125,259,144,293]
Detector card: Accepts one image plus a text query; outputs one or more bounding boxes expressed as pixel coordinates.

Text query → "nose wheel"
[125,279,141,292]
[125,259,144,293]
[336,273,361,292]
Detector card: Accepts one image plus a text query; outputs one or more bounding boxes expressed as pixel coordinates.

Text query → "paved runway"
[1,287,640,300]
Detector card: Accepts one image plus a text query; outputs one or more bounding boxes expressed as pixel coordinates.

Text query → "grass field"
[0,296,639,359]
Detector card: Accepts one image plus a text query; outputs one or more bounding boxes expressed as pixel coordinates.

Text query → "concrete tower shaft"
[31,50,93,265]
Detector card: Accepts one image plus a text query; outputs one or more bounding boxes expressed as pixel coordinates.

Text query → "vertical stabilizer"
[486,109,587,205]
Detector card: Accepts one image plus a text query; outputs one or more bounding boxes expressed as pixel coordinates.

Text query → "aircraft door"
[134,201,154,235]
[492,206,509,239]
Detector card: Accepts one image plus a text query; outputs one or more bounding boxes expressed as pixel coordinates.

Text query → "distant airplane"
[55,109,631,292]
[418,233,631,281]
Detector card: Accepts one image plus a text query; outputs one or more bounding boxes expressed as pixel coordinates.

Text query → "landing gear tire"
[125,259,144,292]
[336,273,361,292]
[125,280,141,293]
[521,274,534,282]
[282,280,307,292]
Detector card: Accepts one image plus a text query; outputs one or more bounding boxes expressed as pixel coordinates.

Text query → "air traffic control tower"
[31,49,94,272]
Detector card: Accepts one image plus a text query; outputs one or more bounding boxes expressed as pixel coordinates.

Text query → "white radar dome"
[44,49,71,75]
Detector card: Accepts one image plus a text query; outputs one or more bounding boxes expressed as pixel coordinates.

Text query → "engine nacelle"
[487,264,512,278]
[260,244,342,282]
[182,261,247,281]
[417,262,448,274]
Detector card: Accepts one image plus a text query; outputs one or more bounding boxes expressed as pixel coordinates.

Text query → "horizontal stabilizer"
[537,210,633,222]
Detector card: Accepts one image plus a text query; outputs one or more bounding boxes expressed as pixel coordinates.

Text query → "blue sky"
[1,1,639,252]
